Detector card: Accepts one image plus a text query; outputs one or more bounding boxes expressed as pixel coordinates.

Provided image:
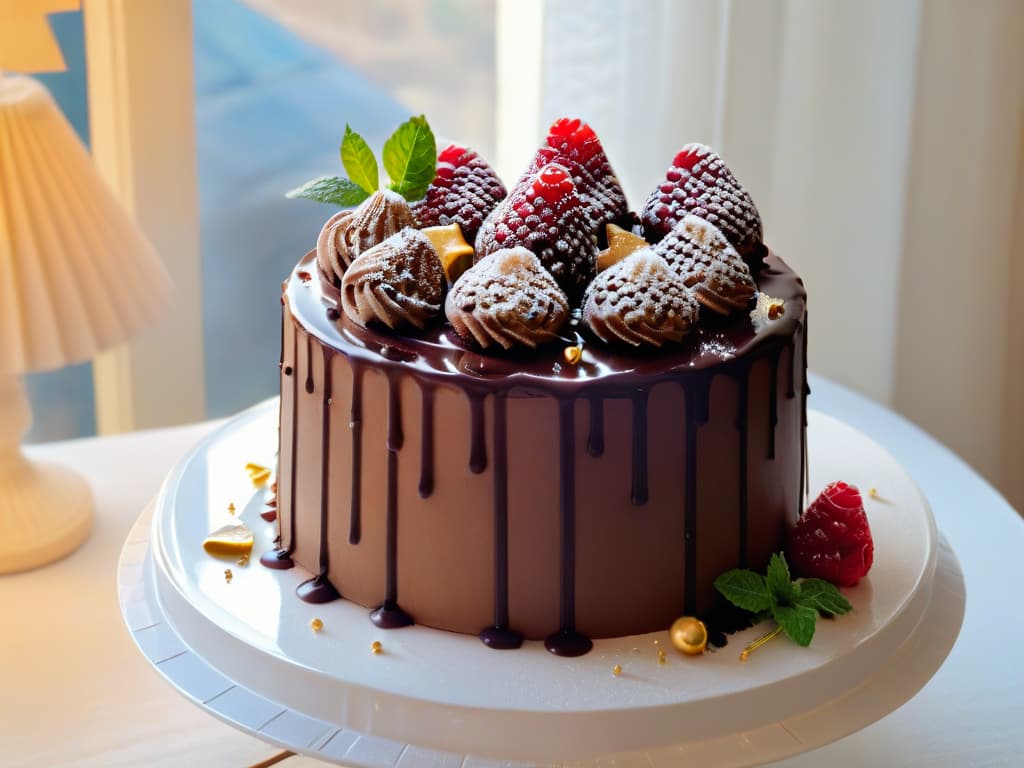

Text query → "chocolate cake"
[267,118,808,656]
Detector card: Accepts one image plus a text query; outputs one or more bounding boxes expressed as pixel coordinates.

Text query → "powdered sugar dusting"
[341,228,446,330]
[653,215,756,315]
[445,247,570,349]
[582,249,699,347]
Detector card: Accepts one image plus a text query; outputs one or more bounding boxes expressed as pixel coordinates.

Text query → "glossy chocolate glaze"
[270,247,807,655]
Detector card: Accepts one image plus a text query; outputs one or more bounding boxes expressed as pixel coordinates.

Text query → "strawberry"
[412,144,507,242]
[520,117,628,232]
[786,481,874,588]
[475,163,598,299]
[640,144,762,255]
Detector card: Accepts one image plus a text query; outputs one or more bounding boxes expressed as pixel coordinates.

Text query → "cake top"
[288,115,803,384]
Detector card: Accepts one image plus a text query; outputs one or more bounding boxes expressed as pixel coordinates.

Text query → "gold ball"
[371,640,383,654]
[310,618,323,632]
[612,664,622,676]
[670,616,708,656]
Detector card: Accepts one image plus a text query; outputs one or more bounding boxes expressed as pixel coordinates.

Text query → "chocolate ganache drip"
[269,246,807,655]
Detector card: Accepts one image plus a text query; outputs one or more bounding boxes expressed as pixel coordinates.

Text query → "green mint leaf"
[767,552,799,607]
[341,125,380,194]
[383,115,437,201]
[286,176,370,206]
[714,569,771,613]
[774,604,818,647]
[796,579,853,617]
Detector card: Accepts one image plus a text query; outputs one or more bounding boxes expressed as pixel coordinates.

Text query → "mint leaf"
[767,552,799,606]
[774,605,818,647]
[714,569,771,613]
[383,115,436,201]
[796,579,853,617]
[341,125,379,194]
[286,176,370,206]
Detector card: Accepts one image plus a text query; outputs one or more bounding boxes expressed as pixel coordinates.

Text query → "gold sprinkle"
[658,649,667,665]
[653,639,660,645]
[310,618,323,632]
[371,640,383,654]
[237,553,249,566]
[740,625,784,662]
[613,664,622,676]
[227,503,236,515]
[563,345,583,366]
[224,568,233,582]
[868,487,891,503]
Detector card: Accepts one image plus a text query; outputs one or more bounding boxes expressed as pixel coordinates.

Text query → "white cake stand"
[119,400,965,767]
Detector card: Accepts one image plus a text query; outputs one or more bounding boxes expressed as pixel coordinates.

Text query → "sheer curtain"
[497,0,1024,511]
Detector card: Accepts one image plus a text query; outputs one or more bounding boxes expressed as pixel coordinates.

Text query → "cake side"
[272,248,806,643]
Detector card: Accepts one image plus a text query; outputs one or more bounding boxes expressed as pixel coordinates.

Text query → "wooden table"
[3,374,1021,767]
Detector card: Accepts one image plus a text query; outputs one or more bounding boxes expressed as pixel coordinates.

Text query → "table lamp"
[0,2,173,573]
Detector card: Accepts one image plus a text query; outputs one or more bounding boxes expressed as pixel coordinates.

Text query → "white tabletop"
[2,374,1021,768]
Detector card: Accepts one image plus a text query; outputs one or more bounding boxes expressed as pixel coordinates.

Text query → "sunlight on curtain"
[503,0,1024,511]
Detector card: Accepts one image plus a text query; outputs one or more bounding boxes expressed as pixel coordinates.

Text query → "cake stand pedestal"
[119,401,964,767]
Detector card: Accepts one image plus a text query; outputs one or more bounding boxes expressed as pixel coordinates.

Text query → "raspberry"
[519,117,628,232]
[476,163,598,299]
[412,144,507,242]
[786,481,874,587]
[640,144,762,254]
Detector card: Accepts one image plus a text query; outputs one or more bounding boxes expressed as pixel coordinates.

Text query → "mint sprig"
[287,117,437,207]
[383,115,436,201]
[285,176,370,206]
[341,124,379,195]
[714,553,852,648]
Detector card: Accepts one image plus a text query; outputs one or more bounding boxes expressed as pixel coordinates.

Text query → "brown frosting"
[340,228,446,330]
[316,190,415,284]
[445,247,570,349]
[583,249,700,347]
[653,214,756,315]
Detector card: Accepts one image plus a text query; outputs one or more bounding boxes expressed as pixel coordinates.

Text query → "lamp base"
[0,457,94,574]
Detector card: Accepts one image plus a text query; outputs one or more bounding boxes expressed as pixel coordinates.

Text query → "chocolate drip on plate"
[479,392,523,650]
[371,373,413,629]
[259,548,294,570]
[286,321,300,555]
[544,398,592,657]
[297,574,340,603]
[307,345,339,601]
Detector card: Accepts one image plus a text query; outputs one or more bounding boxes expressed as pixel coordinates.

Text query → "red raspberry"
[786,481,874,587]
[476,163,598,299]
[640,144,762,254]
[412,144,507,242]
[519,117,628,232]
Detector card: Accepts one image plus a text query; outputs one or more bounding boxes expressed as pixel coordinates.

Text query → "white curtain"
[497,0,1024,511]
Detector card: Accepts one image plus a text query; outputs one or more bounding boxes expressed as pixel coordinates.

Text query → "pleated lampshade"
[0,74,172,376]
[0,72,173,574]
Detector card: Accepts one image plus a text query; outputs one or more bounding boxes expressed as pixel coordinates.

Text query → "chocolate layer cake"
[268,118,808,656]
